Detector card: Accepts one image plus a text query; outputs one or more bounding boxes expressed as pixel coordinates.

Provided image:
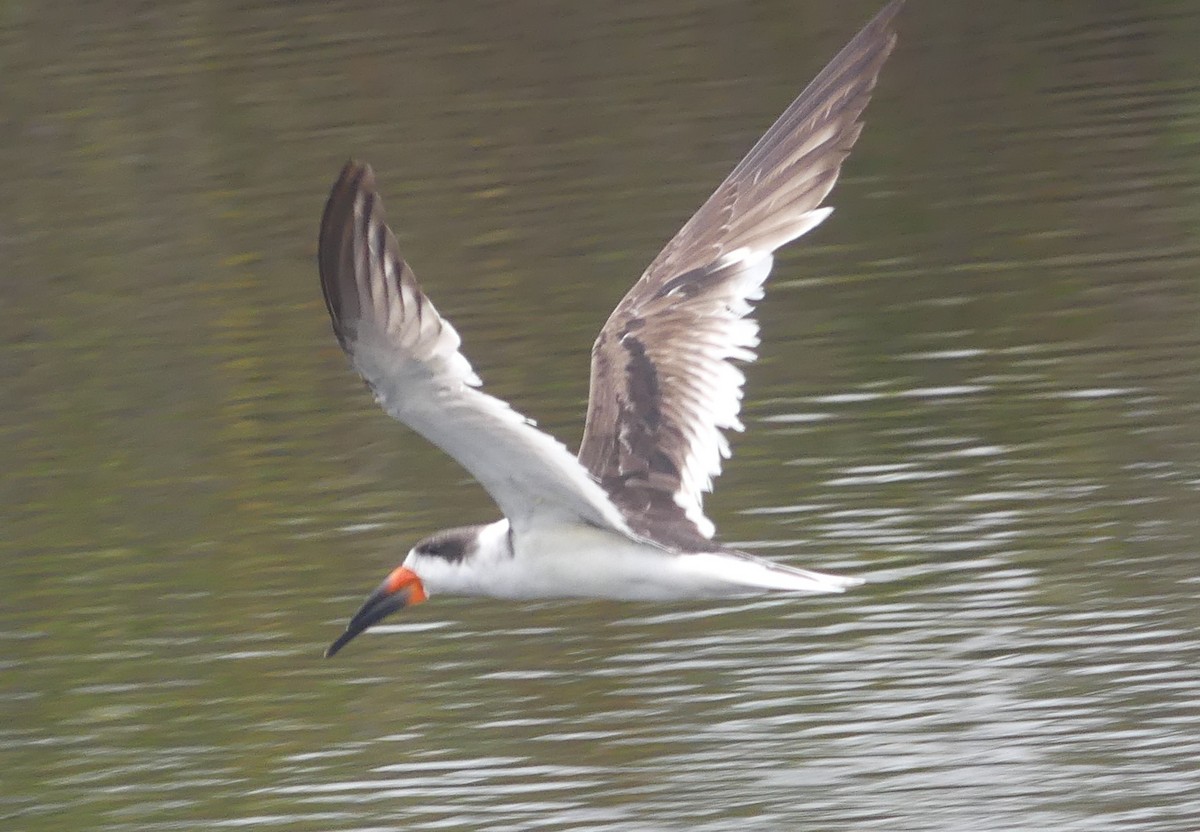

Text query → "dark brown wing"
[577,1,904,549]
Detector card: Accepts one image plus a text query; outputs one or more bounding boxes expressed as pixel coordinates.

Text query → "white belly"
[410,519,858,601]
[500,523,749,600]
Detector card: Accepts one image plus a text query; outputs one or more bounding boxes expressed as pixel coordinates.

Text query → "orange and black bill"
[325,566,427,657]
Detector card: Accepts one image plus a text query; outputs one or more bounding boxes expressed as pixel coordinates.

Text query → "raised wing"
[319,162,631,536]
[578,0,903,549]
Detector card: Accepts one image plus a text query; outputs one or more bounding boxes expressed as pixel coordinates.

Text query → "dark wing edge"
[318,161,632,535]
[577,1,904,550]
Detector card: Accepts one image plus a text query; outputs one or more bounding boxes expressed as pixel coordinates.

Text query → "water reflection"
[3,0,1200,830]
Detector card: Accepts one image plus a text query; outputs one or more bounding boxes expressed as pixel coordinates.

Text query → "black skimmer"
[321,0,904,657]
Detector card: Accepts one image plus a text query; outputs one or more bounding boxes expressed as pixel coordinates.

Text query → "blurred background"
[3,1,1199,829]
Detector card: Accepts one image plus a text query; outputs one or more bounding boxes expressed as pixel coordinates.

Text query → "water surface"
[3,1,1200,830]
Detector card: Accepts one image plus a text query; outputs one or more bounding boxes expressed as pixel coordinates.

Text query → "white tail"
[680,551,864,594]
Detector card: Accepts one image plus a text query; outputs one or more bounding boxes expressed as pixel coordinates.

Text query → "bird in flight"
[320,0,904,656]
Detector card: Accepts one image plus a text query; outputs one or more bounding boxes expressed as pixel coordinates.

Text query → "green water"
[3,2,1199,829]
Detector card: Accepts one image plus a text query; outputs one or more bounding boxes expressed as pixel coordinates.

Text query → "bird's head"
[323,526,481,657]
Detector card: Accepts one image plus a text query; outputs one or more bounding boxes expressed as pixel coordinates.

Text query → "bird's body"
[406,519,859,603]
[319,1,905,656]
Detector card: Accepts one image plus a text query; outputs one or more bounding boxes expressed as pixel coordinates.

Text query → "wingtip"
[318,160,382,349]
[868,0,907,31]
[327,160,377,211]
[337,157,373,181]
